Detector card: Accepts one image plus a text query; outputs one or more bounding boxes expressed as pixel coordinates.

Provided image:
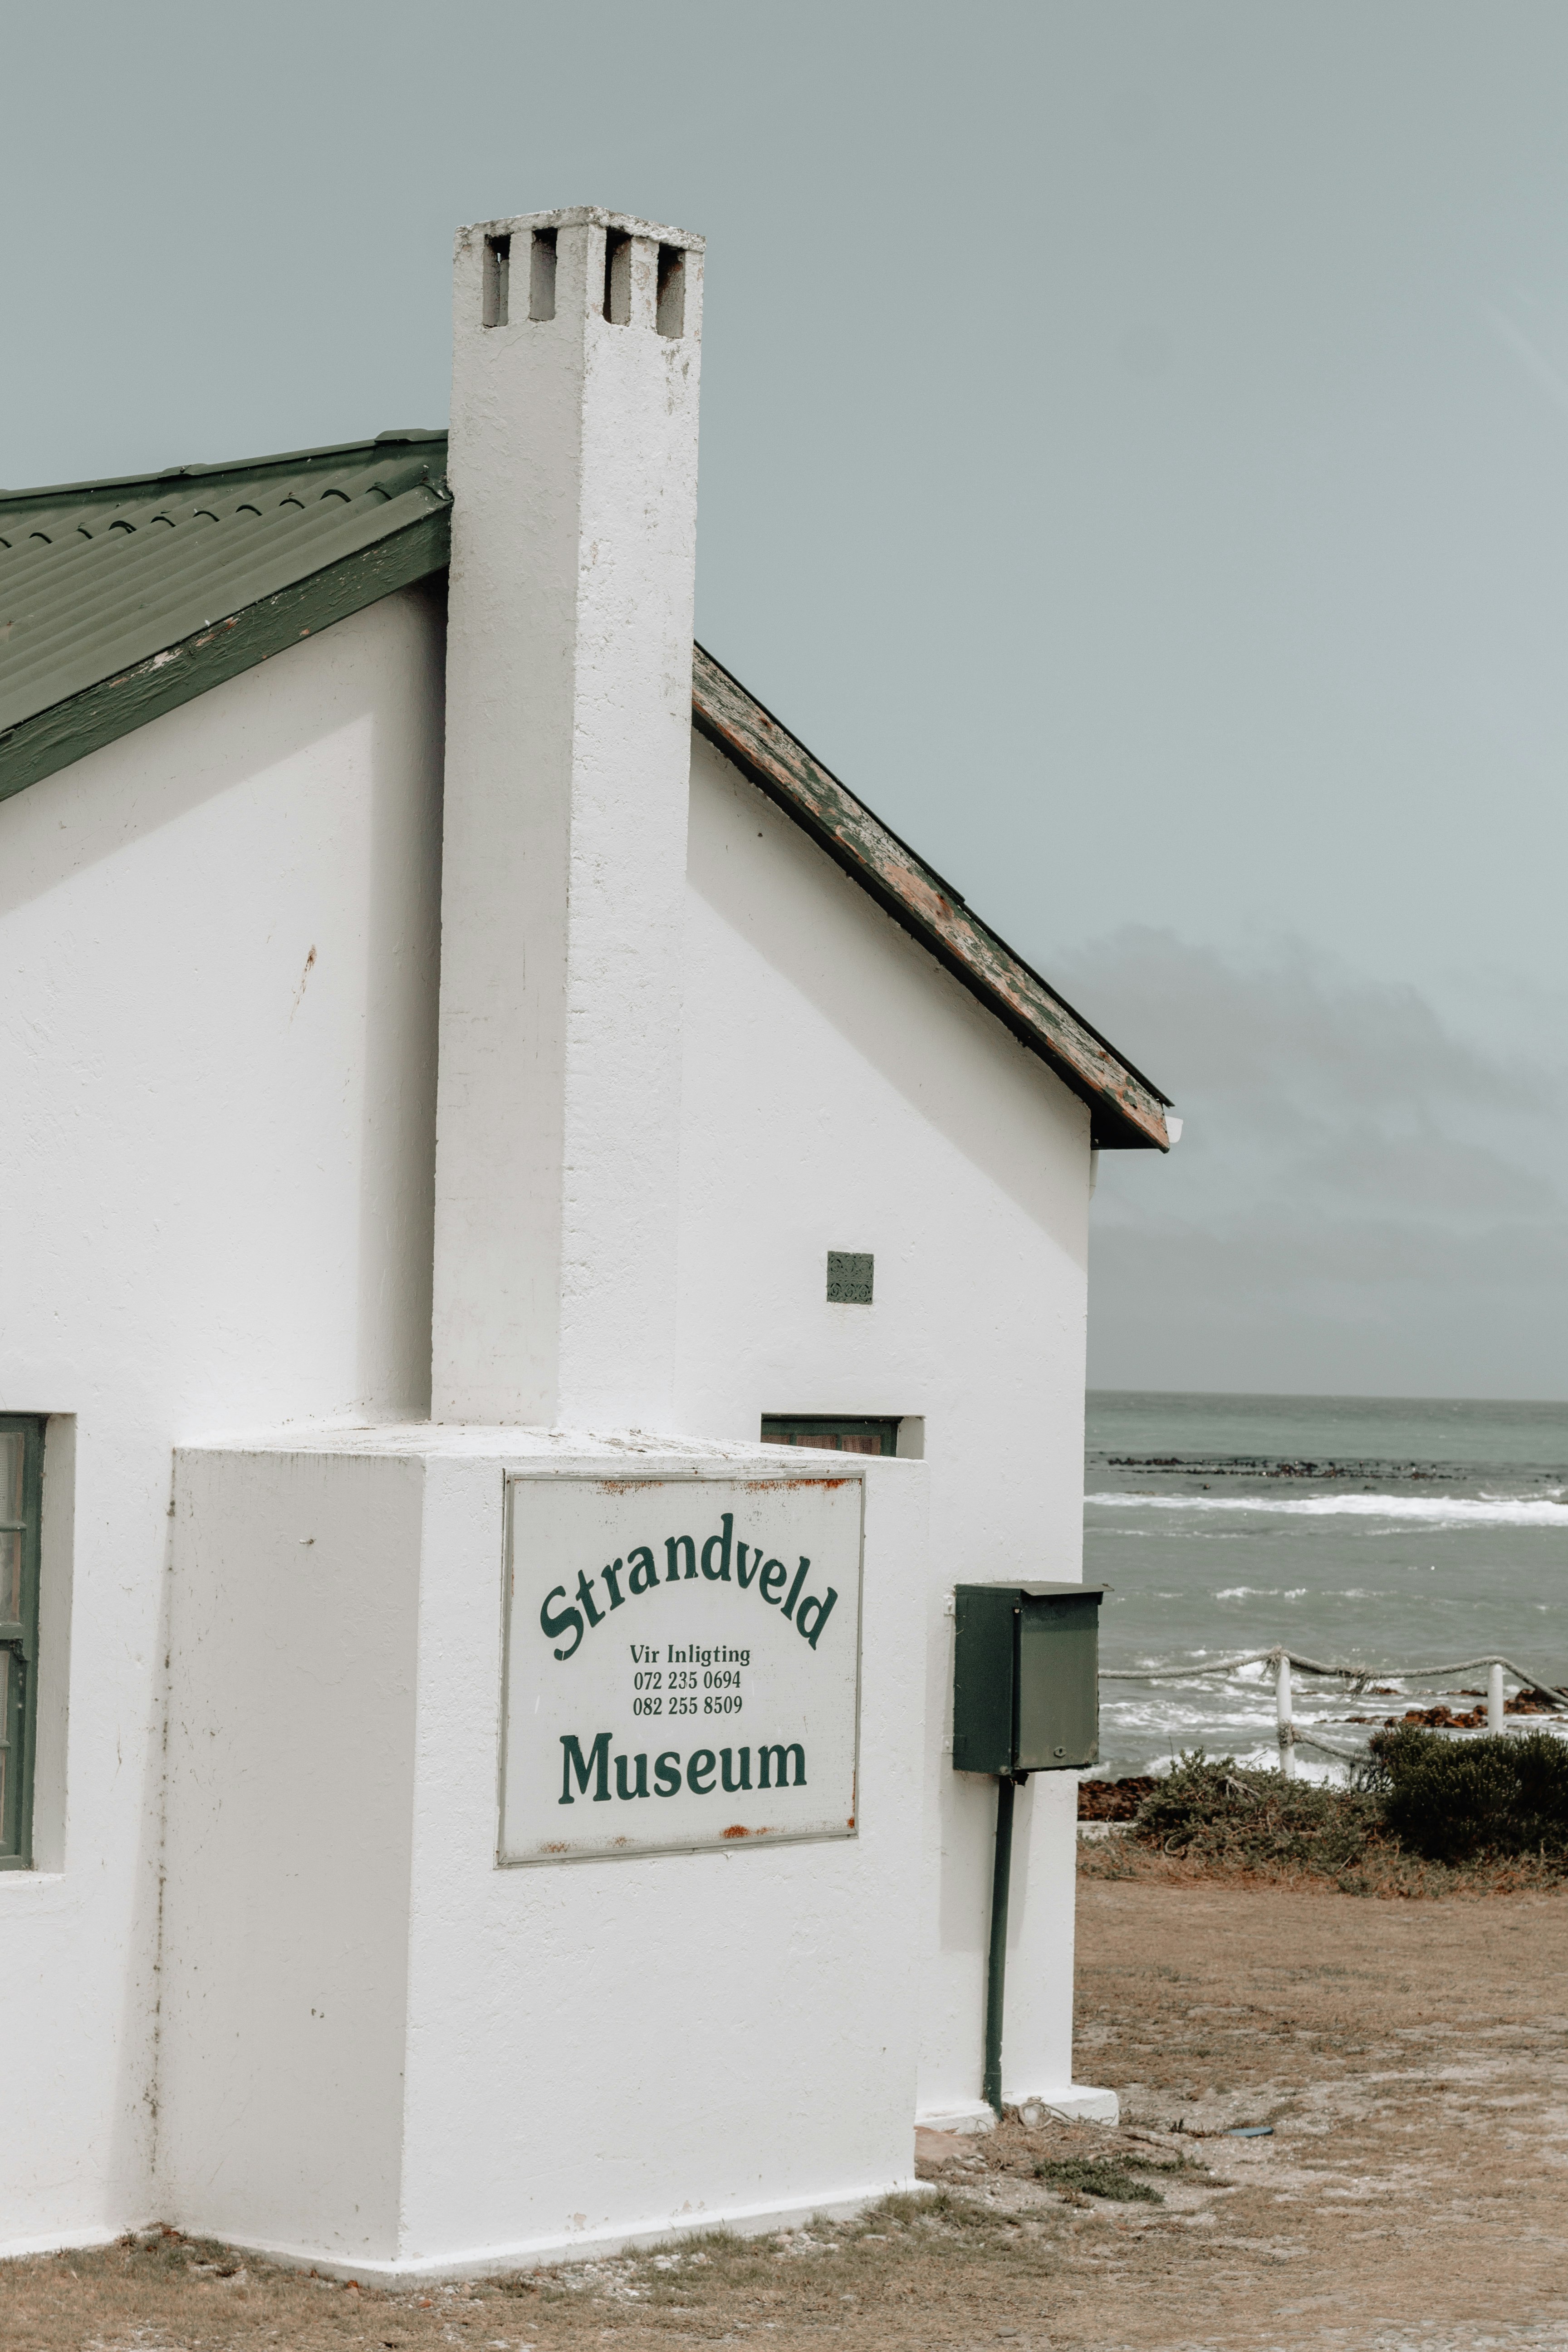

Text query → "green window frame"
[761,1415,901,1458]
[0,1417,43,1869]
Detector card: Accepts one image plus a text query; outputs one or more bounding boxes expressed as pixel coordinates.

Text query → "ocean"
[1084,1391,1568,1781]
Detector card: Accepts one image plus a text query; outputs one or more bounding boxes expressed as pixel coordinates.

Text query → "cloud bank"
[1059,931,1568,1399]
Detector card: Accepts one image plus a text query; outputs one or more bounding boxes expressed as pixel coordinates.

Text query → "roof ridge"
[0,430,448,511]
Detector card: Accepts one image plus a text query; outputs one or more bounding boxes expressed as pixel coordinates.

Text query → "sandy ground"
[7,1872,1568,2352]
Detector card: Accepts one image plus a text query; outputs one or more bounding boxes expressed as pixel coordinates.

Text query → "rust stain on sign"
[691,643,1172,1152]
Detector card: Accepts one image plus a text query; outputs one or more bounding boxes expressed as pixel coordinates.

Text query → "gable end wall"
[679,731,1092,2111]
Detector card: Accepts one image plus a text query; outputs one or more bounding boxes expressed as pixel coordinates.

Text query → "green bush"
[1132,1750,1384,1875]
[1117,1735,1568,1886]
[1366,1725,1568,1861]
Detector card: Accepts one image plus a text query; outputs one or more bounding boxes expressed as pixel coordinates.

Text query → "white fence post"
[1275,1652,1295,1779]
[1098,1645,1566,1768]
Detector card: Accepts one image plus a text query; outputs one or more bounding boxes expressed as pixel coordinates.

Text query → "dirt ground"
[8,1871,1568,2352]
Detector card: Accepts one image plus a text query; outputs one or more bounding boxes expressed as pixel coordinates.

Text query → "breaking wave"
[1086,1490,1568,1529]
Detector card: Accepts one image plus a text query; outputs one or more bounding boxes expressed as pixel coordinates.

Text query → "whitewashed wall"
[0,588,444,2254]
[3,630,1099,2254]
[678,732,1094,2123]
[152,712,1097,2272]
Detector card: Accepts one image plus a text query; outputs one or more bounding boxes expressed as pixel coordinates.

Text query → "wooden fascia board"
[690,644,1171,1151]
[0,505,452,805]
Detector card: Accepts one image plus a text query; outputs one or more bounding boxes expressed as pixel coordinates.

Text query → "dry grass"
[12,1869,1568,2349]
[0,2190,1077,2351]
[1078,1823,1568,1898]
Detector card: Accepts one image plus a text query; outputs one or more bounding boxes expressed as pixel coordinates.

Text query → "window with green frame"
[760,1415,901,1458]
[0,1418,43,1869]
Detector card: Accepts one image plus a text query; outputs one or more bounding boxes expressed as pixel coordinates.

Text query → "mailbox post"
[951,1584,1104,2114]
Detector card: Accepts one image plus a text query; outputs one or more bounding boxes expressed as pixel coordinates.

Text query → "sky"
[4,1,1565,1400]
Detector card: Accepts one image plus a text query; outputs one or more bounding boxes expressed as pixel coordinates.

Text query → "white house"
[0,208,1172,2279]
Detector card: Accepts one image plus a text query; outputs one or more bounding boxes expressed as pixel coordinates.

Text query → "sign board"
[499,1473,863,1864]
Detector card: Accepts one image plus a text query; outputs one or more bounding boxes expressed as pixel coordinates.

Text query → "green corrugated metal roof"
[0,431,451,799]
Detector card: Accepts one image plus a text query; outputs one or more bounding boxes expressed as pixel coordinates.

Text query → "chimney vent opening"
[656,245,685,338]
[529,227,558,321]
[603,229,632,325]
[482,234,511,329]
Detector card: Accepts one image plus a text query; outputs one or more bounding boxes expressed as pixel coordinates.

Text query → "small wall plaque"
[826,1251,873,1304]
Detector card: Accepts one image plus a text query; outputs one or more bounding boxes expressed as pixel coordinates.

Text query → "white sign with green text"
[500,1473,864,1863]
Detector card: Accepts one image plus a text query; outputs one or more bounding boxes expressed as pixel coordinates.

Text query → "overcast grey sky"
[5,1,1565,1398]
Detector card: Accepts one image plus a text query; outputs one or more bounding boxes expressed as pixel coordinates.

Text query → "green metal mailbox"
[951,1580,1106,2115]
[952,1583,1104,1775]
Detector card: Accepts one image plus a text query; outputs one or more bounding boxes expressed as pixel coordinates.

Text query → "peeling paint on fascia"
[690,645,1171,1150]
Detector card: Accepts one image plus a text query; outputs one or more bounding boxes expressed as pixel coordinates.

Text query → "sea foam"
[1087,1490,1568,1529]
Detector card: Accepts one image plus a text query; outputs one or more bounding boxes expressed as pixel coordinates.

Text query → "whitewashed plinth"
[159,1425,926,2279]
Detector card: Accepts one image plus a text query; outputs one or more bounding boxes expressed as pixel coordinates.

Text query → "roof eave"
[0,504,451,805]
[689,645,1171,1152]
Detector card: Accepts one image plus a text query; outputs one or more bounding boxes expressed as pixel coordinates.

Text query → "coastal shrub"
[1090,1737,1568,1891]
[1366,1726,1568,1861]
[1131,1750,1384,1875]
[1033,2156,1161,2203]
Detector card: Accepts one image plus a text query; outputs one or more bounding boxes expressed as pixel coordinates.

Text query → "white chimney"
[431,208,704,1427]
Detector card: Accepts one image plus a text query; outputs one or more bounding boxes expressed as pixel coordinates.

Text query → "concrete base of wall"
[0,2180,931,2283]
[0,2221,157,2264]
[918,2084,1119,2134]
[225,2178,929,2286]
[0,2176,954,2283]
[916,2100,998,2135]
[1019,2087,1120,2126]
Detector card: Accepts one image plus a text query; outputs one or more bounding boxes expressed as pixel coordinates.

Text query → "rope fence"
[1100,1648,1568,1778]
